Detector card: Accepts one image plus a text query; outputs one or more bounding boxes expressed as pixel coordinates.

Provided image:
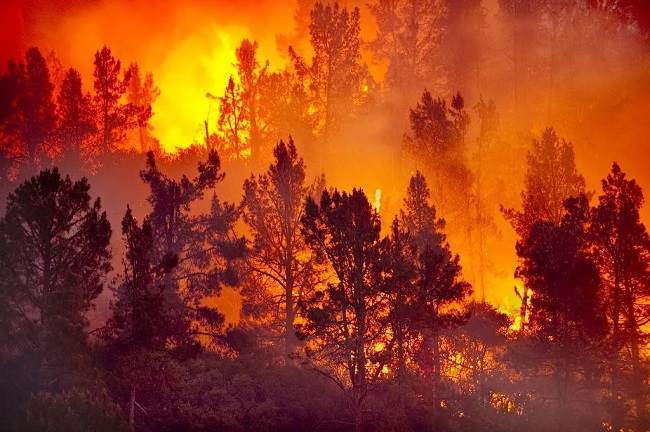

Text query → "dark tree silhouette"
[502,127,586,332]
[241,138,321,357]
[403,90,472,222]
[56,68,96,171]
[398,171,471,391]
[0,168,111,392]
[515,194,607,428]
[104,207,178,432]
[300,188,388,432]
[139,149,243,343]
[591,162,650,431]
[0,47,56,173]
[216,39,270,165]
[93,46,140,155]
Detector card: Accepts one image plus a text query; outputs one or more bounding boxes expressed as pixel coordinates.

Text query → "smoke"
[2,0,296,152]
[4,0,650,314]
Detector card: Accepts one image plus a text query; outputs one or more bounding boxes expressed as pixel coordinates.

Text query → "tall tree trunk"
[284,262,295,358]
[433,333,441,394]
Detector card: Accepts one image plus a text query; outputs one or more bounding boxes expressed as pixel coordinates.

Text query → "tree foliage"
[242,138,320,356]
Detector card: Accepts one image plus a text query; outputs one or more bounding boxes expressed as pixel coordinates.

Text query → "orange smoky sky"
[1,0,296,152]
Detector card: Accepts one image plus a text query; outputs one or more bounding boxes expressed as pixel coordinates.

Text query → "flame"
[152,25,248,153]
[373,188,381,212]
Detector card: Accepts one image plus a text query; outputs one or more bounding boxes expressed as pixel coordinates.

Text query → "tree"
[403,90,472,223]
[497,0,547,123]
[290,2,371,161]
[468,97,507,300]
[0,168,112,392]
[93,46,138,155]
[515,194,607,428]
[0,60,25,183]
[299,188,389,432]
[216,76,247,161]
[236,39,268,167]
[125,63,158,153]
[257,70,315,159]
[241,138,321,357]
[103,207,178,432]
[397,171,471,391]
[0,48,57,172]
[501,127,586,332]
[56,68,96,171]
[591,162,650,431]
[368,0,445,102]
[440,0,486,98]
[139,150,244,343]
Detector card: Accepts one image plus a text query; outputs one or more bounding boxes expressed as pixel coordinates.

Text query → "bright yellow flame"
[373,188,381,212]
[150,25,250,153]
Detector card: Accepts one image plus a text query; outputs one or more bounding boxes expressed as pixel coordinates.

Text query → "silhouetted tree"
[404,90,472,223]
[0,48,56,173]
[591,162,650,431]
[139,150,243,343]
[300,188,388,432]
[242,138,321,357]
[515,194,607,429]
[398,171,471,394]
[502,127,586,332]
[56,68,96,171]
[93,46,138,155]
[0,168,111,397]
[216,76,247,161]
[104,207,178,432]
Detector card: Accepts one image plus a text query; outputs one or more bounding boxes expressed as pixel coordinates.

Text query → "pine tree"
[139,150,243,344]
[403,91,472,223]
[501,127,586,332]
[398,171,471,389]
[92,46,135,155]
[515,194,607,427]
[300,188,388,432]
[591,162,650,431]
[242,138,321,357]
[0,48,57,172]
[290,2,371,161]
[0,168,112,392]
[56,68,96,170]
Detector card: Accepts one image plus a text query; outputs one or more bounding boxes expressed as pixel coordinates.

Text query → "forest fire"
[1,0,650,431]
